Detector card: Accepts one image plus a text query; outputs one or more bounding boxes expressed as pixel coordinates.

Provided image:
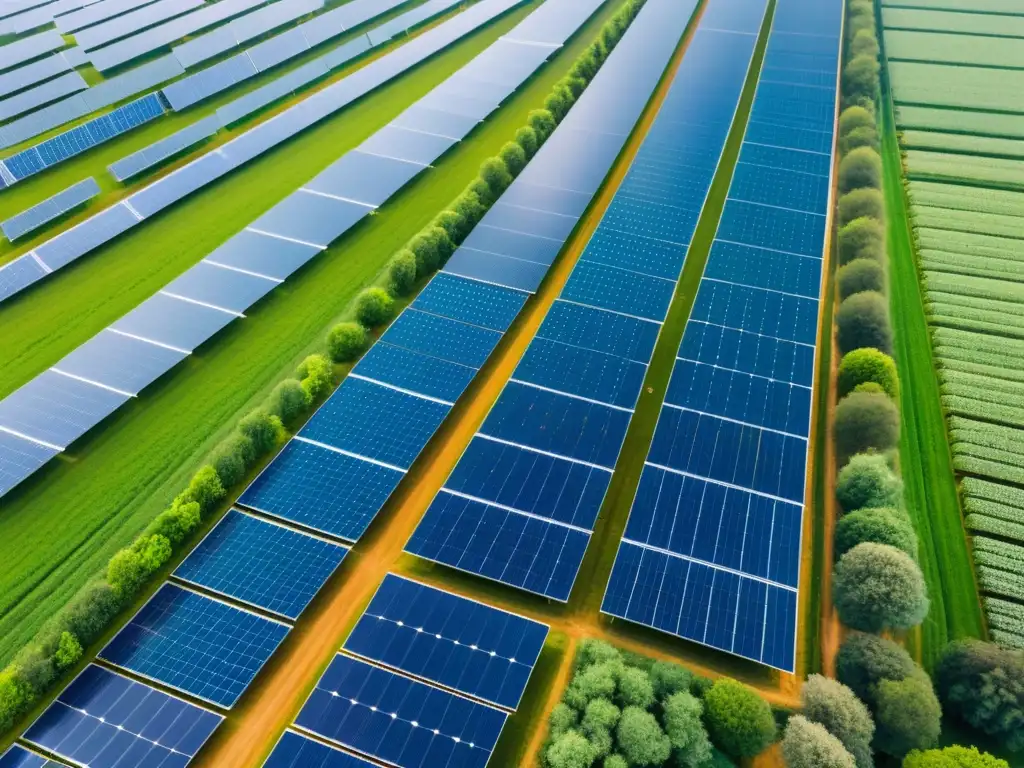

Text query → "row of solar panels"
[602,0,844,674]
[0,0,528,311]
[1,176,99,241]
[406,0,757,608]
[0,48,79,99]
[0,0,94,35]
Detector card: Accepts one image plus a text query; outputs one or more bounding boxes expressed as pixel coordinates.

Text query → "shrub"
[529,108,556,141]
[386,250,418,297]
[616,666,655,709]
[662,691,713,767]
[839,147,882,193]
[499,141,527,176]
[240,409,279,455]
[480,157,513,200]
[617,706,671,766]
[934,640,1024,752]
[703,679,776,759]
[650,660,692,698]
[836,290,892,355]
[839,106,875,136]
[850,29,879,58]
[61,581,122,645]
[54,631,82,671]
[835,507,918,561]
[782,715,856,768]
[838,258,885,300]
[266,378,308,422]
[582,697,620,736]
[836,632,916,707]
[801,674,874,768]
[853,382,884,394]
[840,125,879,156]
[451,191,487,238]
[605,756,628,768]
[546,730,596,768]
[843,54,880,106]
[210,432,253,487]
[874,674,941,758]
[544,83,574,122]
[834,391,900,459]
[838,348,899,399]
[846,12,875,42]
[327,321,368,362]
[107,534,172,599]
[564,662,618,711]
[0,669,32,731]
[839,188,885,226]
[836,453,902,511]
[574,639,622,671]
[355,287,394,327]
[176,465,224,514]
[515,125,539,158]
[833,543,929,632]
[409,227,454,277]
[145,500,201,546]
[432,211,463,243]
[298,353,332,401]
[904,746,1011,768]
[838,217,885,266]
[549,702,578,740]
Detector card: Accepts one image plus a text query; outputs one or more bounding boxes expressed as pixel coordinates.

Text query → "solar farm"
[0,0,1020,765]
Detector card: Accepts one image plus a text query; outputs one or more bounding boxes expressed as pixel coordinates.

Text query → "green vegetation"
[800,674,875,768]
[904,746,1011,768]
[833,542,930,632]
[781,716,856,768]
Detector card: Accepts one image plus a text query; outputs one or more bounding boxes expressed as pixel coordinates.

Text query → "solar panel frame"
[74,0,205,50]
[53,327,188,396]
[109,114,219,181]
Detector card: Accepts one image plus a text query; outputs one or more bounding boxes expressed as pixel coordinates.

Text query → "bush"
[801,674,874,768]
[850,29,879,58]
[266,378,308,422]
[838,348,899,399]
[934,640,1024,752]
[839,106,875,136]
[662,692,712,767]
[838,258,885,300]
[355,287,394,327]
[327,321,367,362]
[241,409,279,456]
[616,666,655,709]
[450,191,487,238]
[874,674,941,758]
[836,632,916,707]
[544,83,574,122]
[904,746,1011,768]
[546,730,596,768]
[298,353,332,401]
[54,631,82,671]
[480,157,513,200]
[177,465,224,514]
[840,125,879,156]
[549,702,578,740]
[529,108,557,141]
[564,662,618,711]
[834,391,900,459]
[833,543,929,632]
[0,668,32,731]
[836,290,892,355]
[835,507,917,561]
[617,706,671,766]
[843,54,880,106]
[409,226,454,277]
[574,639,622,671]
[499,141,527,176]
[582,697,620,736]
[146,500,201,546]
[836,453,902,511]
[386,250,418,297]
[605,756,628,768]
[61,581,122,645]
[838,217,885,266]
[650,660,692,698]
[782,715,856,768]
[839,188,885,226]
[432,211,463,243]
[839,147,882,193]
[210,432,253,487]
[703,679,776,759]
[853,382,884,394]
[107,534,172,599]
[515,125,538,158]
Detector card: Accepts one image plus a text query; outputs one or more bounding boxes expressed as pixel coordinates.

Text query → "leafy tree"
[934,640,1024,752]
[853,382,885,395]
[843,54,880,106]
[616,666,655,709]
[838,348,898,399]
[451,191,487,237]
[432,211,463,243]
[516,125,539,158]
[588,727,614,759]
[267,378,308,422]
[835,507,917,561]
[850,29,879,58]
[834,391,900,459]
[239,409,278,455]
[874,673,942,758]
[12,645,53,694]
[840,125,879,156]
[836,290,893,355]
[837,258,885,300]
[176,465,224,514]
[836,632,916,707]
[650,659,693,698]
[107,534,172,599]
[839,106,875,136]
[480,157,513,199]
[574,639,622,671]
[836,453,902,511]
[617,706,672,766]
[707,747,738,767]
[782,715,856,768]
[54,631,82,671]
[833,543,929,632]
[327,321,367,363]
[563,75,586,99]
[839,147,882,193]
[549,702,579,740]
[564,662,618,711]
[582,697,620,735]
[387,250,418,297]
[839,188,884,226]
[604,756,628,768]
[146,500,201,546]
[499,141,527,177]
[298,353,332,401]
[210,432,253,487]
[703,679,777,759]
[903,746,1011,768]
[61,581,122,645]
[355,287,394,327]
[0,668,32,731]
[838,216,885,265]
[409,226,454,276]
[547,730,596,768]
[529,108,557,142]
[662,691,712,767]
[801,674,874,768]
[545,83,575,122]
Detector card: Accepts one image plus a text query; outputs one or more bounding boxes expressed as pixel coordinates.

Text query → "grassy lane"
[0,0,632,667]
[880,56,985,670]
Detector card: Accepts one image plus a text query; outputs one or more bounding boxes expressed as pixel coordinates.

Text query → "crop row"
[964,477,1024,508]
[951,415,1024,453]
[887,29,1024,69]
[896,104,1024,139]
[931,292,1024,318]
[974,536,1024,563]
[977,565,1024,602]
[918,227,1024,260]
[883,7,1024,38]
[906,149,1024,188]
[913,205,1024,239]
[966,514,1024,544]
[940,356,1024,385]
[921,251,1022,282]
[909,181,1024,217]
[889,60,1024,114]
[930,305,1024,340]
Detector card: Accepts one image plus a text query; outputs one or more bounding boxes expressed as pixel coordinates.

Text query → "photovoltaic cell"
[0,53,71,98]
[206,228,322,281]
[163,260,278,314]
[410,272,527,332]
[249,191,370,248]
[305,150,427,208]
[111,292,238,352]
[57,0,168,33]
[264,731,378,768]
[355,343,476,404]
[0,254,48,302]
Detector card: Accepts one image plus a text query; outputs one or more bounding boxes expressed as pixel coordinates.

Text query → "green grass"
[0,0,627,667]
[880,54,986,670]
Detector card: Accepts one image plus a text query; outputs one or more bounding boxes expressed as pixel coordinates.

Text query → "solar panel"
[504,0,604,45]
[0,254,48,302]
[75,0,205,50]
[163,260,279,314]
[109,115,219,181]
[264,731,378,768]
[294,653,507,768]
[355,343,476,404]
[23,664,223,767]
[0,53,71,98]
[162,54,257,110]
[0,428,59,497]
[54,327,188,396]
[100,583,290,708]
[249,191,371,249]
[345,574,548,709]
[359,125,459,166]
[1,0,90,35]
[57,0,167,33]
[175,508,348,619]
[0,745,63,767]
[304,150,427,209]
[206,228,322,281]
[410,272,527,332]
[2,177,100,241]
[0,70,87,120]
[0,29,63,71]
[32,202,139,270]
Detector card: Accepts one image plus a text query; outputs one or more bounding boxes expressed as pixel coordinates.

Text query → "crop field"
[882,0,1024,12]
[884,0,1024,651]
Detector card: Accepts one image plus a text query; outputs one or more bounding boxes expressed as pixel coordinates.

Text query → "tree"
[107,534,172,599]
[836,290,892,355]
[838,348,899,399]
[838,216,885,265]
[516,125,538,158]
[782,715,856,768]
[61,581,122,645]
[54,631,82,671]
[239,409,278,455]
[616,666,655,709]
[662,692,713,767]
[839,106,875,136]
[409,227,454,277]
[146,499,201,546]
[934,640,1024,752]
[650,660,692,698]
[834,391,900,459]
[480,157,513,199]
[836,453,902,511]
[843,54,880,106]
[853,383,885,395]
[266,378,308,422]
[546,730,596,768]
[839,147,882,193]
[450,191,486,237]
[0,668,33,731]
[176,465,224,514]
[582,697,619,734]
[604,756,628,768]
[839,188,884,226]
[874,673,941,758]
[529,108,557,142]
[549,702,578,740]
[387,250,418,297]
[904,746,1011,768]
[564,662,618,711]
[327,322,367,363]
[850,29,879,58]
[801,674,874,768]
[499,141,527,177]
[210,432,252,487]
[833,543,929,632]
[574,639,622,671]
[617,706,672,766]
[836,632,917,707]
[835,507,918,561]
[545,83,575,122]
[298,353,332,401]
[703,679,776,759]
[837,258,885,300]
[355,287,394,327]
[840,125,879,156]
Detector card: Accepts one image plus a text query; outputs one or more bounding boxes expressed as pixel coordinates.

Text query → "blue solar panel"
[679,319,815,387]
[54,328,188,396]
[174,509,348,619]
[411,272,527,332]
[239,438,404,542]
[0,745,60,768]
[345,574,548,709]
[0,254,48,302]
[538,300,660,363]
[0,53,71,98]
[296,654,506,768]
[443,246,550,293]
[704,240,822,297]
[110,115,220,181]
[2,177,100,241]
[207,229,322,281]
[23,664,222,768]
[100,583,289,708]
[164,261,279,314]
[0,429,59,497]
[716,199,827,258]
[264,731,378,768]
[0,71,87,121]
[382,310,501,369]
[359,125,459,166]
[355,344,475,404]
[111,292,238,353]
[305,150,426,208]
[75,0,205,50]
[580,227,686,280]
[739,141,831,177]
[249,191,370,249]
[728,161,830,215]
[0,29,63,72]
[461,225,564,267]
[561,261,676,321]
[513,338,647,410]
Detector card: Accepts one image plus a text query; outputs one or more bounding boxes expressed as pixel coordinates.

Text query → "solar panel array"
[73,0,206,51]
[108,114,218,181]
[0,69,86,120]
[0,51,73,98]
[22,664,223,767]
[57,0,175,34]
[2,176,99,241]
[601,0,843,674]
[0,0,593,499]
[264,731,378,768]
[0,0,91,35]
[404,0,716,601]
[0,29,63,71]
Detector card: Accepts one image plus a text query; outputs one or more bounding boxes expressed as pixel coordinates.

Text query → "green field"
[0,0,629,666]
[888,60,1024,113]
[882,6,1024,36]
[885,28,1024,67]
[896,105,1024,138]
[881,0,1024,13]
